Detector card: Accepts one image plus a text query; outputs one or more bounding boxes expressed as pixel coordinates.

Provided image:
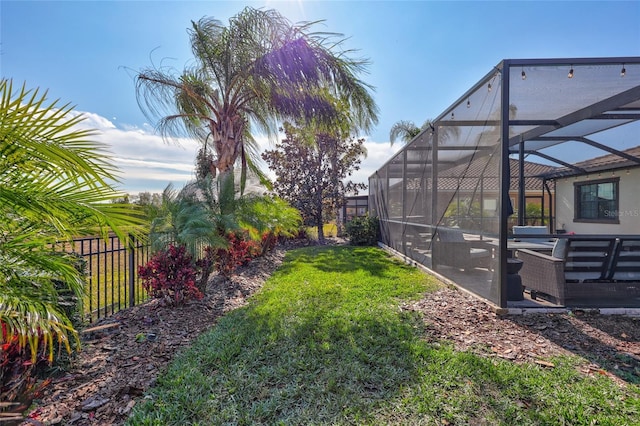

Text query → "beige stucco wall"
[555,168,640,234]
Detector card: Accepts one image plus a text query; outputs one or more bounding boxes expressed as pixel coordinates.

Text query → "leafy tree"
[0,79,145,361]
[135,7,378,199]
[262,122,366,243]
[525,202,548,226]
[135,191,162,208]
[134,191,163,224]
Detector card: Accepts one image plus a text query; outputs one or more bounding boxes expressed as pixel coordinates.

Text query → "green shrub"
[345,215,379,246]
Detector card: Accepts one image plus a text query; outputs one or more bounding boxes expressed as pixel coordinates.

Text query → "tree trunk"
[335,206,344,237]
[211,116,241,174]
[315,188,325,243]
[217,168,235,216]
[316,216,325,244]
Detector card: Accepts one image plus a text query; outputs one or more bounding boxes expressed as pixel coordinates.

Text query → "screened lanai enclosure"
[370,57,640,310]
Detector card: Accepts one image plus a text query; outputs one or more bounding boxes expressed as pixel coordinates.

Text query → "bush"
[212,232,261,277]
[1,322,51,415]
[138,245,204,306]
[345,215,379,246]
[1,253,87,412]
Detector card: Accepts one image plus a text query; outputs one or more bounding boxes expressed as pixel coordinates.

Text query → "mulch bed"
[21,246,292,426]
[404,288,640,384]
[20,242,640,425]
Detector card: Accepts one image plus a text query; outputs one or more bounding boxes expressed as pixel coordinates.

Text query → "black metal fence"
[61,235,152,323]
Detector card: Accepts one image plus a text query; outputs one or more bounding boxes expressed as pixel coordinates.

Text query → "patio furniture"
[512,226,551,243]
[608,237,640,281]
[516,236,640,305]
[506,258,524,301]
[486,239,555,257]
[433,227,492,271]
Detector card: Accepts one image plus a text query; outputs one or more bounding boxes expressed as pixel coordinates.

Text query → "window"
[574,178,619,223]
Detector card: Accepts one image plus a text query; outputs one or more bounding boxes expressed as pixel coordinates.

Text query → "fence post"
[128,234,136,308]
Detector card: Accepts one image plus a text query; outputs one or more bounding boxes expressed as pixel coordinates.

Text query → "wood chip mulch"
[21,246,291,426]
[403,288,640,385]
[21,243,640,425]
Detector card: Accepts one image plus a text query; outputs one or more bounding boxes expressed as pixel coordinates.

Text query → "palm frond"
[1,79,146,359]
[135,7,378,182]
[389,120,422,145]
[0,290,78,362]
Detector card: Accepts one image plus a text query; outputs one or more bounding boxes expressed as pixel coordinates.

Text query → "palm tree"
[389,120,429,145]
[0,79,146,361]
[147,183,226,258]
[135,7,378,197]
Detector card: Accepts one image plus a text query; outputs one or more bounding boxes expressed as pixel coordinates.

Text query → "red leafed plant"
[1,322,51,413]
[138,245,204,305]
[212,232,261,277]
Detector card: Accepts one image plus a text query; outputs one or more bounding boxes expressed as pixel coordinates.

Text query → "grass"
[82,254,149,321]
[58,236,150,321]
[126,245,640,425]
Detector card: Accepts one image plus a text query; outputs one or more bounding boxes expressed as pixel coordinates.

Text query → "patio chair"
[607,237,640,281]
[516,236,640,305]
[433,227,492,272]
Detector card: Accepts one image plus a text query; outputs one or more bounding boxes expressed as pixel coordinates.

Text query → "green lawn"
[127,246,640,425]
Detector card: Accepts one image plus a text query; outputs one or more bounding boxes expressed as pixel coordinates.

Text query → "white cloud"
[351,139,401,188]
[113,157,195,172]
[71,111,198,194]
[74,110,400,195]
[74,111,117,130]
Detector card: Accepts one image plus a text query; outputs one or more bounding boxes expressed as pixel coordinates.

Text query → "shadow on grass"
[128,295,428,424]
[277,245,410,278]
[127,246,640,425]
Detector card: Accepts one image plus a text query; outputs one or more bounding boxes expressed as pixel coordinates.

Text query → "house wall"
[340,195,369,223]
[555,168,640,234]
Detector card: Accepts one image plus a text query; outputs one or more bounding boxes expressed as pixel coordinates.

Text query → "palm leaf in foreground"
[0,79,146,360]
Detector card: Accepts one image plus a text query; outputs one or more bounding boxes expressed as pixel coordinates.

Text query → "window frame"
[573,177,620,224]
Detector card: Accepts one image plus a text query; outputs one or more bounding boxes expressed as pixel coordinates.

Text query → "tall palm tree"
[135,7,379,196]
[0,79,146,361]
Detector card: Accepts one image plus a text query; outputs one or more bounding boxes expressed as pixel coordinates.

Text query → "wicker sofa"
[516,236,640,305]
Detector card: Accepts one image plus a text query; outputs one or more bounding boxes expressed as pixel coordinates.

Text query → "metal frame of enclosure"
[370,57,640,309]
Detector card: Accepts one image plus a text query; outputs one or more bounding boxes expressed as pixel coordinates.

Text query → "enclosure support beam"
[518,141,525,226]
[498,64,511,309]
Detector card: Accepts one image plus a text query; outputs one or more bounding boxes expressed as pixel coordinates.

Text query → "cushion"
[437,227,465,243]
[513,226,550,244]
[469,247,490,259]
[552,238,567,259]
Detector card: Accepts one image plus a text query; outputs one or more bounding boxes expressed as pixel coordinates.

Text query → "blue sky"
[2,0,640,194]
